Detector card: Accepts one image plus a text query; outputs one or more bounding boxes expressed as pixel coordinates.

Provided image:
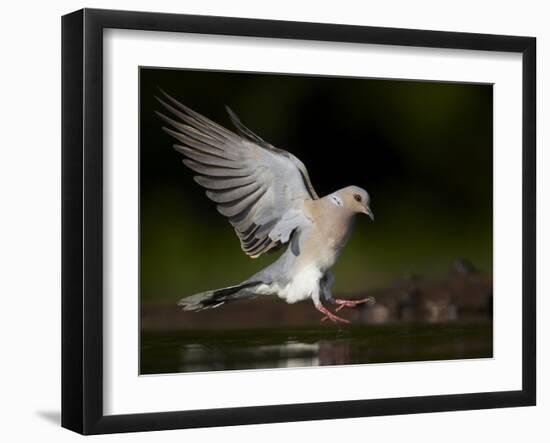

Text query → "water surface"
[141,322,492,374]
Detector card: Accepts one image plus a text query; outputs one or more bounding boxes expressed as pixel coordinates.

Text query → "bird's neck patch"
[329,194,343,207]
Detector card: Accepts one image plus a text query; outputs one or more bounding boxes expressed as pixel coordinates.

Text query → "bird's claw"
[316,302,350,324]
[320,314,350,324]
[334,296,373,312]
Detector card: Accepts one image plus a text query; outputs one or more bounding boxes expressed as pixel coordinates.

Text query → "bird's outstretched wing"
[156,91,318,258]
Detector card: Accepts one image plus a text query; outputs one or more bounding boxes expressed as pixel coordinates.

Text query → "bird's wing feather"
[156,91,318,258]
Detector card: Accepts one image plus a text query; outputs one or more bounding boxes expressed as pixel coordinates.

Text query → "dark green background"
[140,68,493,303]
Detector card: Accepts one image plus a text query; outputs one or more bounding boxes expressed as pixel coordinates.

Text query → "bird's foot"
[315,303,350,324]
[333,296,374,312]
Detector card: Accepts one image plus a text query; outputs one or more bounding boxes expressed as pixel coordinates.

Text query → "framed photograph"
[62,8,536,435]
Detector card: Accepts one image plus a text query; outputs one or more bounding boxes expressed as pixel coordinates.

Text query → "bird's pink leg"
[315,302,350,324]
[333,296,374,312]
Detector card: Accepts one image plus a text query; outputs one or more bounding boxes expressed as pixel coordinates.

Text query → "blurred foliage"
[140,68,493,302]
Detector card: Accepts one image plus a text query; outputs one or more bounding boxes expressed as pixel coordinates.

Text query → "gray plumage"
[156,91,374,323]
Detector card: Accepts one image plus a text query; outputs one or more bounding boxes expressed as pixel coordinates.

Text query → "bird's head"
[332,186,374,220]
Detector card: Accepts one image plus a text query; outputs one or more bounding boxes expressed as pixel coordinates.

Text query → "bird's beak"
[362,205,374,221]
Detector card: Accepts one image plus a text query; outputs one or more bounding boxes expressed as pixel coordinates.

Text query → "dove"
[155,91,374,323]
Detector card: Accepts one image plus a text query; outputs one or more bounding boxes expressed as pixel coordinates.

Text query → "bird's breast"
[302,218,354,272]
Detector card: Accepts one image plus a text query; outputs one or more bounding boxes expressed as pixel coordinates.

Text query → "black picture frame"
[61,8,536,435]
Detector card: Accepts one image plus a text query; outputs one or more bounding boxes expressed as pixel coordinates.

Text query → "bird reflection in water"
[178,339,360,373]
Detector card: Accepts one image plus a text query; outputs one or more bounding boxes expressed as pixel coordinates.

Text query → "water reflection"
[179,340,321,372]
[141,322,493,374]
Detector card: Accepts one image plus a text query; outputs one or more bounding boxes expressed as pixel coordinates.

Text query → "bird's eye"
[353,194,362,202]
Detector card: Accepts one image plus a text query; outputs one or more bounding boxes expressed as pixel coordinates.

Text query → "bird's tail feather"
[178,281,261,311]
